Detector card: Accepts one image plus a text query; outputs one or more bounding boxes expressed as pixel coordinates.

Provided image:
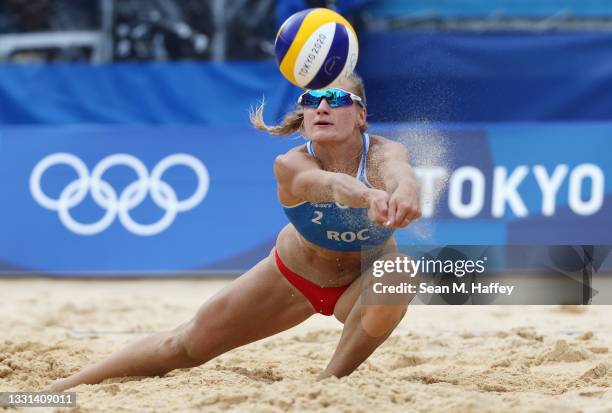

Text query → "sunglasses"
[297,88,364,109]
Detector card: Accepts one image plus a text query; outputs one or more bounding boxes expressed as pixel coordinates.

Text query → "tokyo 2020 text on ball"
[275,8,359,89]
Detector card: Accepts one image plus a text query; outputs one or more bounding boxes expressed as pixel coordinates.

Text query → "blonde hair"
[249,72,368,136]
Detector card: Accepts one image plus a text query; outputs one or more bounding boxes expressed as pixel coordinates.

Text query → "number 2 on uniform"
[311,211,323,225]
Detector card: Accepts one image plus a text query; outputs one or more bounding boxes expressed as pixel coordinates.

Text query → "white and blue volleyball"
[275,8,359,89]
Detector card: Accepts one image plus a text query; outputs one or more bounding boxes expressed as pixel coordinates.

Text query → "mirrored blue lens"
[300,89,355,108]
[301,93,323,107]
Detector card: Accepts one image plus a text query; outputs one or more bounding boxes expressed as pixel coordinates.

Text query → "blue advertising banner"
[0,62,298,126]
[377,122,612,246]
[358,31,612,123]
[0,126,295,274]
[0,122,610,275]
[3,31,612,127]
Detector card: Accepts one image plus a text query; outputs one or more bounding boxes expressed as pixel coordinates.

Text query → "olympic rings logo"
[30,153,209,236]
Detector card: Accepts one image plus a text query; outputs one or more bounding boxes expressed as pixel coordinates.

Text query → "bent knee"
[153,324,197,362]
[156,321,213,365]
[179,304,235,362]
[175,322,217,362]
[334,304,349,324]
[360,304,407,338]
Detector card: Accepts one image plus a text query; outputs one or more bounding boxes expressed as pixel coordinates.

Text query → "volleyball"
[274,8,359,89]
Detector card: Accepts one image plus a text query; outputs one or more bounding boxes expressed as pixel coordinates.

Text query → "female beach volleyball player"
[49,73,421,391]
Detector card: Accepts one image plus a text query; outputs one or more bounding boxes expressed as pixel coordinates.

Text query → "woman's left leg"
[319,253,416,379]
[48,251,315,391]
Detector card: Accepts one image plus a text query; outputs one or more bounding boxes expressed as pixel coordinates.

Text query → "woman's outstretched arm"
[274,150,391,225]
[374,139,421,227]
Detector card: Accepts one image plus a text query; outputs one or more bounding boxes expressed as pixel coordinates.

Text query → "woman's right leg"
[49,250,315,391]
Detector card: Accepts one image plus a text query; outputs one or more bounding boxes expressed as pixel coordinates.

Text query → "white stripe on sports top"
[306,133,372,187]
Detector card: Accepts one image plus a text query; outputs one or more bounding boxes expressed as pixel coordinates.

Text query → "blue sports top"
[282,133,395,252]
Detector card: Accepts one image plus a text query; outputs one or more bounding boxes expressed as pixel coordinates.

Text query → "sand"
[1,278,611,413]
